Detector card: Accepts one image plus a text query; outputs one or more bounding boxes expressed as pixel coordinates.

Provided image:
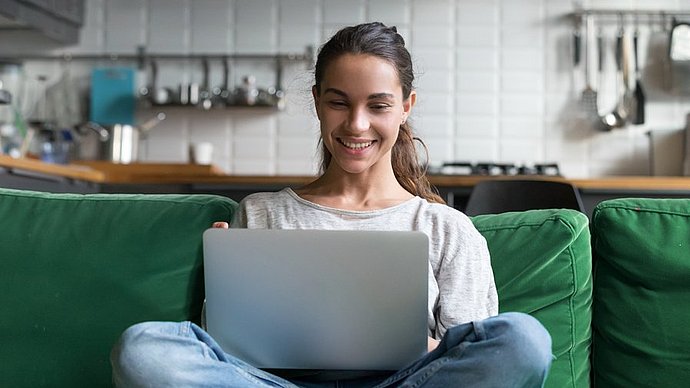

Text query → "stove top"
[430,162,561,176]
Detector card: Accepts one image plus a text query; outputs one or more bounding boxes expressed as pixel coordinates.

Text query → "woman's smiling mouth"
[338,138,375,150]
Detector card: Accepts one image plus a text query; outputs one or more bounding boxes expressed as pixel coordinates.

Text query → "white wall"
[4,0,690,177]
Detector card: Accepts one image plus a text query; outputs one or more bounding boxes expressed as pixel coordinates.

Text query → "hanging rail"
[0,45,315,68]
[570,9,690,27]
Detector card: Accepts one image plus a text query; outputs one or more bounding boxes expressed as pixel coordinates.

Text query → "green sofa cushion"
[591,198,690,387]
[473,209,592,388]
[0,188,236,387]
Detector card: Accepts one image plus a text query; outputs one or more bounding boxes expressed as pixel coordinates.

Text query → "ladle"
[601,21,629,130]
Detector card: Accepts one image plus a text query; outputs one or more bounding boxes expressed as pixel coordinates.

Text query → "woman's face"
[313,53,415,176]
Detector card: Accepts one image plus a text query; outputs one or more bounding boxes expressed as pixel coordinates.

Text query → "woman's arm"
[428,337,440,352]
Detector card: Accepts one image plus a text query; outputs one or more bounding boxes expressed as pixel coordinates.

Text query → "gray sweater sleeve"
[429,214,498,338]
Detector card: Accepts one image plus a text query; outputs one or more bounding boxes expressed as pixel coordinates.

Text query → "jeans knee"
[111,321,185,387]
[112,322,164,363]
[494,312,553,373]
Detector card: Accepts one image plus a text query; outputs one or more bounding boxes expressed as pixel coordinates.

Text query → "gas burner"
[433,162,561,176]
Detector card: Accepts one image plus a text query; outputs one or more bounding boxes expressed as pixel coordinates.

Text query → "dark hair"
[314,22,444,204]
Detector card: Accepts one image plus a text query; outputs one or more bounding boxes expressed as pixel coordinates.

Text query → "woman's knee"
[111,321,189,387]
[112,322,175,362]
[491,312,553,372]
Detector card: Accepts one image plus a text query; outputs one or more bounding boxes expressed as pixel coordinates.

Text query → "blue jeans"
[111,312,552,387]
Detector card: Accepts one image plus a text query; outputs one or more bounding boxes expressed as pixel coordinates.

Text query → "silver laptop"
[202,228,429,371]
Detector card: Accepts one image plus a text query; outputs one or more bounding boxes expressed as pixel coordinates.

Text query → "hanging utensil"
[199,58,212,110]
[669,19,690,61]
[621,24,635,121]
[212,57,231,106]
[594,27,609,131]
[601,19,629,130]
[144,60,173,106]
[580,15,599,120]
[572,26,582,99]
[632,25,646,124]
[272,58,285,110]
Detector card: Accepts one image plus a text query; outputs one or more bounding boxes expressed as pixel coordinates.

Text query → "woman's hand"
[428,337,440,352]
[212,222,229,229]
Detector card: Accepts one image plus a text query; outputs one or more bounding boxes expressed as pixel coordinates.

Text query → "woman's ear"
[312,85,321,119]
[402,90,416,123]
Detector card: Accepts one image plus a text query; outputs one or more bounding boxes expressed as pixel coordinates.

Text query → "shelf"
[137,104,285,112]
[0,45,314,67]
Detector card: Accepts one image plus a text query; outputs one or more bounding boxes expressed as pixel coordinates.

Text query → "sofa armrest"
[473,209,592,388]
[0,188,237,387]
[592,198,690,387]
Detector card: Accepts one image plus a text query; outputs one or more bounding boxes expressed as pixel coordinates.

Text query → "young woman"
[111,22,552,387]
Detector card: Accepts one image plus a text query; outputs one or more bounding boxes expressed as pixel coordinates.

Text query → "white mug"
[190,142,213,165]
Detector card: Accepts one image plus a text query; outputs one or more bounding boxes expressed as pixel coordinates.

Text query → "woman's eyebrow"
[368,92,395,100]
[322,88,395,101]
[323,88,348,97]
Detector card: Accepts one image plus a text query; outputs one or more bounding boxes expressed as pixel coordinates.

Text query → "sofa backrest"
[591,198,690,387]
[473,209,592,388]
[0,188,237,387]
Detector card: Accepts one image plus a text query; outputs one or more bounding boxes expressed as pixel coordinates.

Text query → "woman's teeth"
[340,140,373,150]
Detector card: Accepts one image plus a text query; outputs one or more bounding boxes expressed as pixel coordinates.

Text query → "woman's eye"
[371,104,392,111]
[327,100,348,108]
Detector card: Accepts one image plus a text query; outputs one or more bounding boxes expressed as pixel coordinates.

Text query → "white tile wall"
[104,0,145,53]
[8,0,690,177]
[235,0,278,53]
[367,0,409,25]
[190,0,233,54]
[148,0,189,54]
[323,0,364,25]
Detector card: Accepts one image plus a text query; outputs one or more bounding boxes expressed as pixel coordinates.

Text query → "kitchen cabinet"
[0,0,84,44]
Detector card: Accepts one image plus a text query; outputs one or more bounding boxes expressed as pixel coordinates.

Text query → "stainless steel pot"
[82,112,166,163]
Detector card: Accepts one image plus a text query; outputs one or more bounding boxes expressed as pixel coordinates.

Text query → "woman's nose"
[347,108,370,133]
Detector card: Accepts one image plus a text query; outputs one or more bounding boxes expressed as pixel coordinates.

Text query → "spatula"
[580,16,599,121]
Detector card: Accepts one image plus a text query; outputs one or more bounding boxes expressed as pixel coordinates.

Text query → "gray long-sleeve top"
[231,188,498,339]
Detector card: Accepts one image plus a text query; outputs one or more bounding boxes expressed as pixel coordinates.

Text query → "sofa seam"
[594,203,690,218]
[474,213,585,234]
[558,217,587,388]
[0,190,236,208]
[564,240,580,388]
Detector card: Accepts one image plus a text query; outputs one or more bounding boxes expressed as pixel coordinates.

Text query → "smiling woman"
[312,54,411,179]
[111,22,553,388]
[302,23,443,209]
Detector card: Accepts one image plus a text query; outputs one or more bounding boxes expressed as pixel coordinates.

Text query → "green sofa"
[0,188,688,387]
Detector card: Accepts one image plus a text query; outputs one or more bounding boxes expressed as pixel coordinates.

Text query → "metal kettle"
[81,112,166,164]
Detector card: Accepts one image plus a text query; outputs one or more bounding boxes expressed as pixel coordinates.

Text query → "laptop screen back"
[202,228,429,371]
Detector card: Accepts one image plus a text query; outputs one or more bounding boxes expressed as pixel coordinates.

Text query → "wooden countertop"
[3,155,690,191]
[428,174,690,191]
[0,155,106,182]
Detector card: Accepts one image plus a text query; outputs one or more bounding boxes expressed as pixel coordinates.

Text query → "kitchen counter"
[4,156,690,217]
[3,155,690,191]
[0,155,106,182]
[429,174,690,192]
[0,155,228,184]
